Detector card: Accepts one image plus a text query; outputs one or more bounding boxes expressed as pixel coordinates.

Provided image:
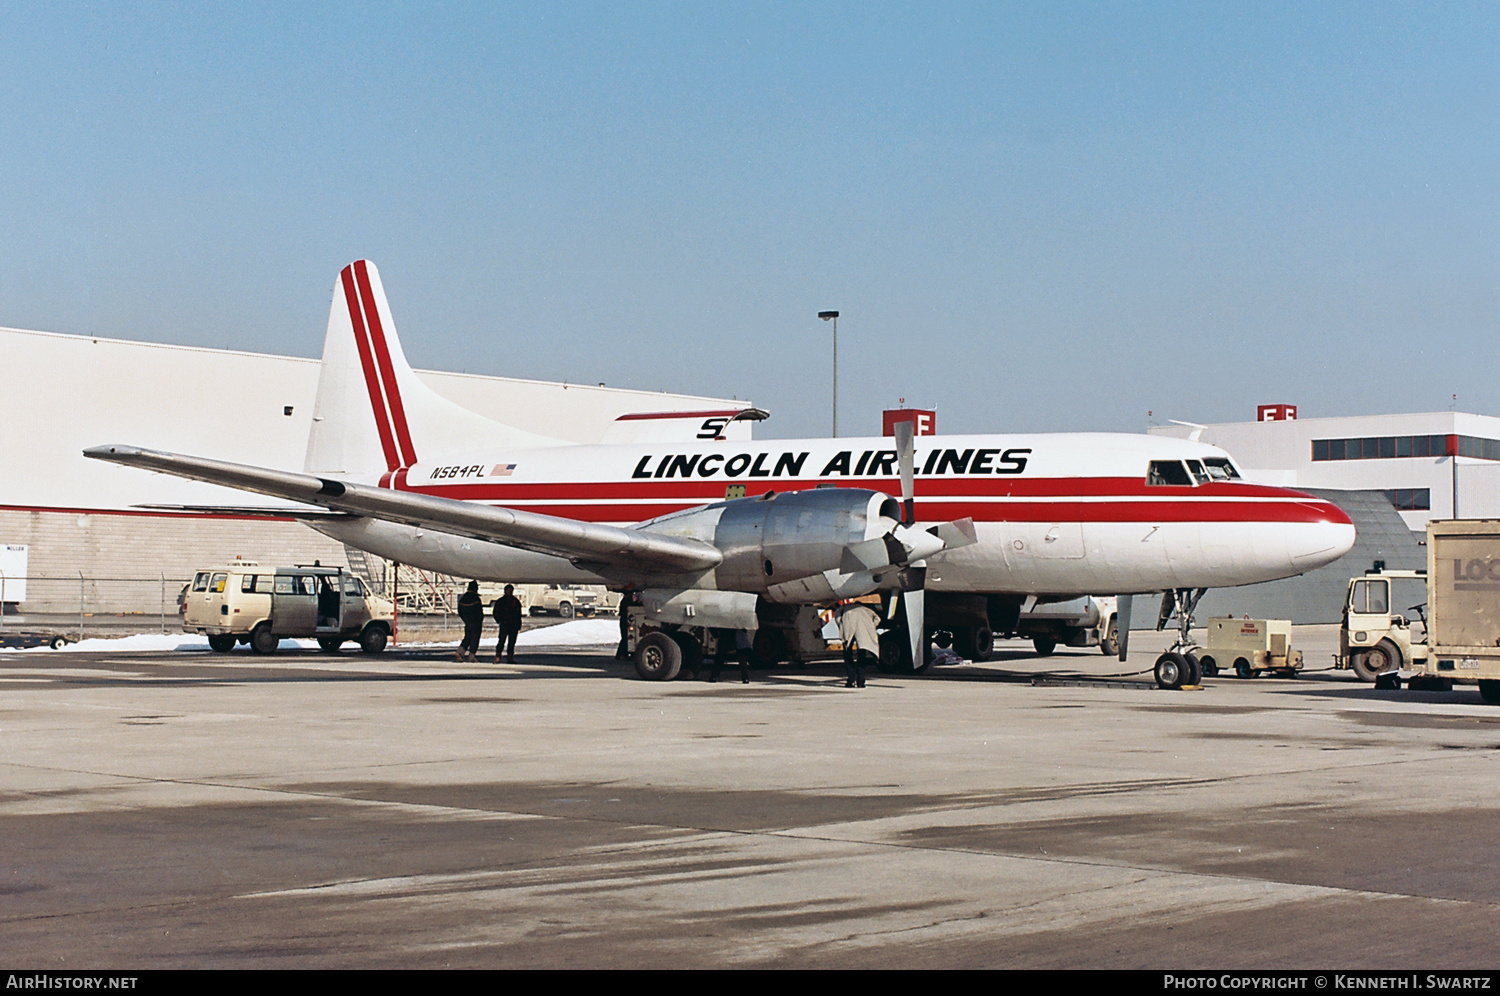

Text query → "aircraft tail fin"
[304,260,561,477]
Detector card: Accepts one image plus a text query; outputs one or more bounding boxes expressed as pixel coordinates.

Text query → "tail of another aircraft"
[304,260,562,478]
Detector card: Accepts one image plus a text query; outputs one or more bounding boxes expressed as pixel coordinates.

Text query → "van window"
[1147,461,1192,486]
[211,573,227,593]
[241,574,271,593]
[274,575,298,595]
[343,576,365,597]
[192,572,210,593]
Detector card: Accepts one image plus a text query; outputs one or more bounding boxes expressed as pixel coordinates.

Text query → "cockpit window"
[1147,460,1193,486]
[1202,457,1241,481]
[1185,459,1211,485]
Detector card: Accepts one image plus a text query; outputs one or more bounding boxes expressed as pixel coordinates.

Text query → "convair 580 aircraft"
[86,261,1355,685]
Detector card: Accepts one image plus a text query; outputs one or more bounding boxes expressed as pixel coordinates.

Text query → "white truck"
[1338,520,1500,702]
[1006,595,1121,657]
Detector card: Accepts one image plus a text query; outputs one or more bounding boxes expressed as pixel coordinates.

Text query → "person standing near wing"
[456,580,484,662]
[492,584,523,664]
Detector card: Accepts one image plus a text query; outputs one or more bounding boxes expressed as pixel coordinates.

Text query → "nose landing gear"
[1154,587,1207,690]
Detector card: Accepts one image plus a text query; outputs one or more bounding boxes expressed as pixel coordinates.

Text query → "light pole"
[819,310,839,436]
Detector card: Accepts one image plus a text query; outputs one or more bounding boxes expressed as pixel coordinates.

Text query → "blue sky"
[2,2,1496,438]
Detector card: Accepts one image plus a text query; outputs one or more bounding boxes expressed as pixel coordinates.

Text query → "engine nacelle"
[636,488,903,597]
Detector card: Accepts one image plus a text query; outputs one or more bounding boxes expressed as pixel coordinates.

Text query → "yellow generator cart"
[1198,618,1303,679]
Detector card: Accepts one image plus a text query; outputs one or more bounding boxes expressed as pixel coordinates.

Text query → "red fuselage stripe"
[390,479,1343,525]
[342,265,400,472]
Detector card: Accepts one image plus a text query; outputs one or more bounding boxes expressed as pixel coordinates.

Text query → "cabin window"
[1185,459,1211,485]
[1147,460,1193,486]
[1202,457,1241,481]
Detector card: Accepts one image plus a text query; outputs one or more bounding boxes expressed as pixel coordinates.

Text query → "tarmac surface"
[4,624,1500,969]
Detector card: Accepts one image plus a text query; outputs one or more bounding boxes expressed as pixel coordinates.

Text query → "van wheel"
[359,625,388,654]
[1479,681,1500,704]
[1033,637,1056,657]
[207,634,237,653]
[317,636,343,653]
[558,602,573,619]
[634,632,682,681]
[50,635,69,650]
[250,624,278,655]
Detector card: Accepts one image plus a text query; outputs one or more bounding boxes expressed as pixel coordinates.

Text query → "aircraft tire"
[1182,652,1202,686]
[634,631,682,681]
[250,624,279,655]
[1154,652,1186,690]
[669,631,703,676]
[972,624,994,662]
[207,634,237,653]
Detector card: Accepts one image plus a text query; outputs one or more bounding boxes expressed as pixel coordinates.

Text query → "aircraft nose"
[1284,491,1356,570]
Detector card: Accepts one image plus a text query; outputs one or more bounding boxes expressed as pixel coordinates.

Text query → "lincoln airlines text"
[626,447,1033,481]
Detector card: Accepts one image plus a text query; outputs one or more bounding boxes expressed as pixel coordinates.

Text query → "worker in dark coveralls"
[492,584,524,664]
[456,580,484,662]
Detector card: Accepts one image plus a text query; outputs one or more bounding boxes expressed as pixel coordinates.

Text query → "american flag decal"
[491,464,516,477]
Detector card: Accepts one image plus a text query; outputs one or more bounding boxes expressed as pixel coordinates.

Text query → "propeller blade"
[1116,594,1133,662]
[926,517,978,551]
[894,420,916,525]
[903,573,925,669]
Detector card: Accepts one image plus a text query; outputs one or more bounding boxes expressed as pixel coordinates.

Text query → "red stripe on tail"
[341,265,400,472]
[354,261,417,468]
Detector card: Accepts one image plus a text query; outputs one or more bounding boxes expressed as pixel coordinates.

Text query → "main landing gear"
[1154,587,1207,690]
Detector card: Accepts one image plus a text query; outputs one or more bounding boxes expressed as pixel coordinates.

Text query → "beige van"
[184,561,393,654]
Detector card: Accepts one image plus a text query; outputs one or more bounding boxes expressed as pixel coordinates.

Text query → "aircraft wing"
[84,445,724,573]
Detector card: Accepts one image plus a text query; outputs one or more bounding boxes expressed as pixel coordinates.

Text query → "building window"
[1383,489,1431,511]
[1311,435,1478,462]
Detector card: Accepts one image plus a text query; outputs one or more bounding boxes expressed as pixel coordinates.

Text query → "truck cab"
[185,561,393,655]
[1338,569,1428,681]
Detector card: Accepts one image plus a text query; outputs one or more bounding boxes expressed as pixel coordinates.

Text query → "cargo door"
[1432,532,1500,651]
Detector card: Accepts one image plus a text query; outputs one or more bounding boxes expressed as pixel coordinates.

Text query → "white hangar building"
[0,325,759,613]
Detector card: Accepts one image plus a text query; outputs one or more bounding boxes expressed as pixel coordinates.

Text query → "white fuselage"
[310,431,1355,596]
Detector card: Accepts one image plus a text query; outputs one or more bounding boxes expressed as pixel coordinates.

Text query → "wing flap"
[84,445,723,573]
